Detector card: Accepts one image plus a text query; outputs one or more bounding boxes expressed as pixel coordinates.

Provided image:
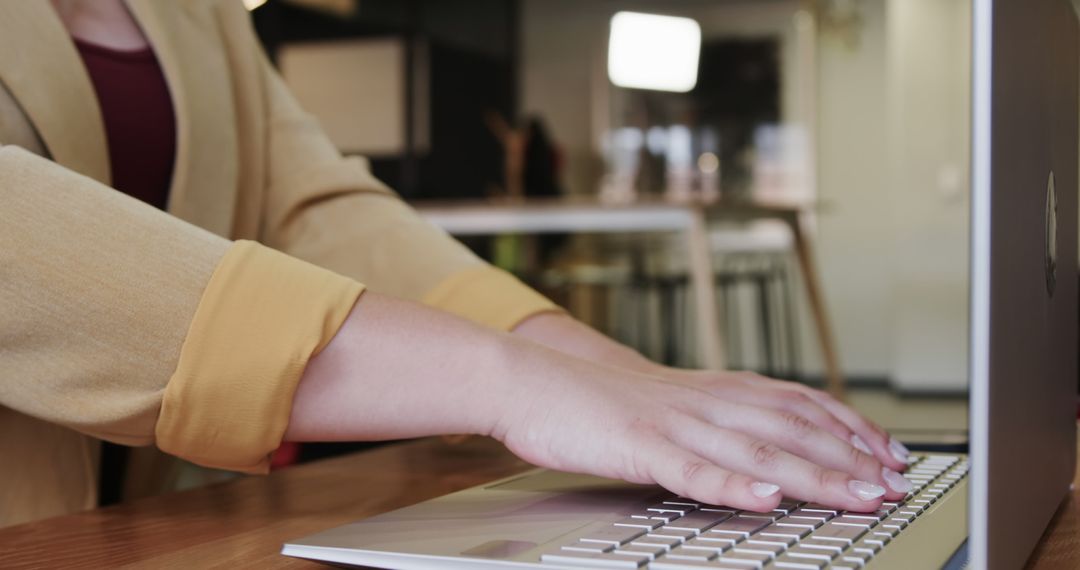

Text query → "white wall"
[884,0,970,390]
[812,0,894,379]
[806,0,971,390]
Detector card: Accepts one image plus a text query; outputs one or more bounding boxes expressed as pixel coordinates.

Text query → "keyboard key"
[652,528,697,539]
[831,516,876,528]
[613,544,666,560]
[788,509,834,522]
[687,535,738,547]
[665,546,715,561]
[782,517,825,529]
[772,553,827,568]
[758,523,811,540]
[662,498,701,507]
[873,507,895,519]
[648,503,697,514]
[757,523,810,540]
[742,540,787,555]
[717,549,774,567]
[800,503,839,514]
[698,506,738,515]
[650,560,726,569]
[798,538,844,554]
[682,537,733,553]
[613,550,652,562]
[776,499,805,512]
[613,517,662,530]
[648,512,682,523]
[845,512,886,523]
[892,511,917,523]
[752,532,796,546]
[705,516,769,538]
[904,502,930,514]
[738,512,782,523]
[880,521,905,533]
[665,511,734,533]
[809,522,867,544]
[580,526,646,545]
[844,549,873,564]
[786,546,837,561]
[562,541,613,553]
[864,534,890,548]
[629,540,671,552]
[637,534,684,547]
[541,551,645,567]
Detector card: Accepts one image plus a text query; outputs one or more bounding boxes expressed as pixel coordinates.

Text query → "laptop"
[282,0,1078,567]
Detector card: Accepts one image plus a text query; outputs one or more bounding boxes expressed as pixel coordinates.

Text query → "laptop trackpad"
[289,470,661,558]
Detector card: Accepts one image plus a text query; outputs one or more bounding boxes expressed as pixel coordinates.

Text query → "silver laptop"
[282,0,1077,568]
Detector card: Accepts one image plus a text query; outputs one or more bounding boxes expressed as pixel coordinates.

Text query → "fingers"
[734,386,854,445]
[792,385,910,471]
[704,404,910,501]
[669,418,889,512]
[737,374,909,472]
[639,436,783,513]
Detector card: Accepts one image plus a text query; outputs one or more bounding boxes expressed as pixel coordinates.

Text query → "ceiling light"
[607,11,701,93]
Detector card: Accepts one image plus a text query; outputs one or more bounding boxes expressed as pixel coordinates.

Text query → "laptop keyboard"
[539,454,967,569]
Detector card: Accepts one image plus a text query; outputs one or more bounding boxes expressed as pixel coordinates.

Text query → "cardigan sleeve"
[0,146,362,473]
[247,20,560,331]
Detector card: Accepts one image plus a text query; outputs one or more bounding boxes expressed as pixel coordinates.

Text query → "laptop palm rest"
[285,469,662,564]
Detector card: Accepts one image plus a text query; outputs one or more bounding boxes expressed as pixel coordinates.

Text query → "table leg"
[686,209,726,370]
[787,212,846,399]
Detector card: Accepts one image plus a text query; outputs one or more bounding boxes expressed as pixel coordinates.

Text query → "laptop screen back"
[969,0,1079,568]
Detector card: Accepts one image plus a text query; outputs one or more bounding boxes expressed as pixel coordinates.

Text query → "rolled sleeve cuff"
[155,240,364,474]
[421,265,563,331]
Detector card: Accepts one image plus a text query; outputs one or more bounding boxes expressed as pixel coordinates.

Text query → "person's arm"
[511,311,911,472]
[286,291,909,512]
[220,3,909,504]
[0,145,360,473]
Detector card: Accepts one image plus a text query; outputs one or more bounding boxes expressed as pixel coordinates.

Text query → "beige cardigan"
[0,0,555,527]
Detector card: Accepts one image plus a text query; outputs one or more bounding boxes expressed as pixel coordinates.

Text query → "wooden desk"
[414,196,844,397]
[2,436,1077,568]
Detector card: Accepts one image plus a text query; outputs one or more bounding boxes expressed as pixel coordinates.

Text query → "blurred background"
[118,0,977,497]
[249,0,971,396]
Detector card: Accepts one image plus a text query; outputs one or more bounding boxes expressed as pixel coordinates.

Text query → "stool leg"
[756,274,775,377]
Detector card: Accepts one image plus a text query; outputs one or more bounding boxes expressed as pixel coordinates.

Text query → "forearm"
[283,292,906,512]
[284,291,510,441]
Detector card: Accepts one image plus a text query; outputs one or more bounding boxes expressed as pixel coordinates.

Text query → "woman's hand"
[657,368,911,474]
[290,295,911,515]
[485,339,913,513]
[512,311,912,482]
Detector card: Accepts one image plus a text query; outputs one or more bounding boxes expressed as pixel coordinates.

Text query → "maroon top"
[74,38,176,210]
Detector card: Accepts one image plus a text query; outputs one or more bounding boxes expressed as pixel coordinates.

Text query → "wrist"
[513,312,663,376]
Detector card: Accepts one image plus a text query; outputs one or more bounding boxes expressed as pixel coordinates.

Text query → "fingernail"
[850,434,872,455]
[848,480,886,501]
[889,437,910,464]
[751,482,781,498]
[881,467,913,493]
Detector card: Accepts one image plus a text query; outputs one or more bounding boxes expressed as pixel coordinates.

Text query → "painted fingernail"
[882,467,913,493]
[751,482,781,498]
[848,480,886,501]
[889,437,910,464]
[851,434,873,455]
